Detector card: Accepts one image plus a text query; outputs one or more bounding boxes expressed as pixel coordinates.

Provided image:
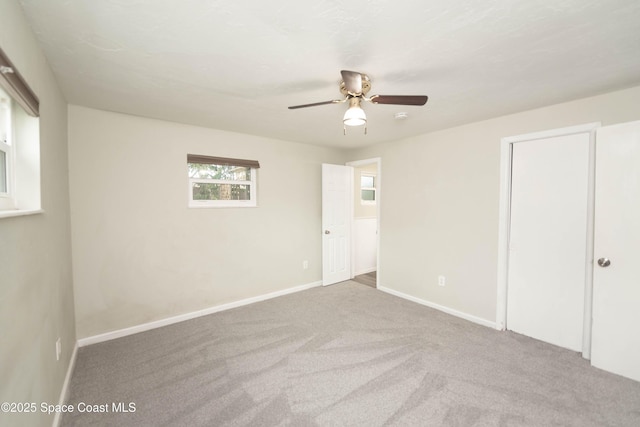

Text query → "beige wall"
[68,106,346,339]
[0,1,75,426]
[2,2,640,417]
[348,85,640,324]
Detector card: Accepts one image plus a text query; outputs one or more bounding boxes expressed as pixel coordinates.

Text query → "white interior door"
[322,163,352,286]
[507,133,590,351]
[591,120,640,382]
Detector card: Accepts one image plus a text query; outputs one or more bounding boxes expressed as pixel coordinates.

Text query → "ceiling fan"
[288,70,428,134]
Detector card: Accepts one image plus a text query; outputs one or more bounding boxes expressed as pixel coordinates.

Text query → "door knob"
[597,258,611,267]
[324,230,330,234]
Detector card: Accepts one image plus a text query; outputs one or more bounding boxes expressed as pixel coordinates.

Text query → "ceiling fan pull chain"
[343,125,368,136]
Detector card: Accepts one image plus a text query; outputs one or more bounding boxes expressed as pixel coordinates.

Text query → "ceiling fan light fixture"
[343,98,366,127]
[288,70,428,135]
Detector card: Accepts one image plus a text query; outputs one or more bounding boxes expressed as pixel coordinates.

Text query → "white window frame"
[360,172,376,206]
[0,88,15,210]
[0,47,41,218]
[188,158,258,208]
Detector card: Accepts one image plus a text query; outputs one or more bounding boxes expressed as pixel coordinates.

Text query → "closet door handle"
[597,258,611,267]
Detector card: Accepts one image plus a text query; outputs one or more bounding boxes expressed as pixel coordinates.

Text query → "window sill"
[188,204,258,209]
[0,208,44,219]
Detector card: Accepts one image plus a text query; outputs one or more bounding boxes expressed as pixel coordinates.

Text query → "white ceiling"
[18,0,640,148]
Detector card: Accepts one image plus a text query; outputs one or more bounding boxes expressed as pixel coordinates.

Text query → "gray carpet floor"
[353,271,376,288]
[62,281,640,426]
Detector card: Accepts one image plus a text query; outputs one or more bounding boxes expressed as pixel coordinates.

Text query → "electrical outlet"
[438,275,446,287]
[303,260,309,270]
[55,338,61,361]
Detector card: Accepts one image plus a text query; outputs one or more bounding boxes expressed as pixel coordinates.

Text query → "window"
[0,47,40,216]
[187,154,259,208]
[360,173,376,205]
[0,88,11,199]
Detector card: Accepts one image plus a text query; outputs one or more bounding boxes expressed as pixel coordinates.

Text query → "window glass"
[0,150,6,193]
[361,189,375,201]
[0,89,11,196]
[192,183,251,201]
[0,90,10,145]
[361,175,374,188]
[188,164,251,181]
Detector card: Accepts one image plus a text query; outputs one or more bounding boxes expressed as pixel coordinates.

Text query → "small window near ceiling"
[361,173,376,205]
[187,154,259,208]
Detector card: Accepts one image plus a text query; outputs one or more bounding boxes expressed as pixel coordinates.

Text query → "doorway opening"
[348,158,381,288]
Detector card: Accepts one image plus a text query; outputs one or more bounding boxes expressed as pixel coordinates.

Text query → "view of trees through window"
[188,163,251,201]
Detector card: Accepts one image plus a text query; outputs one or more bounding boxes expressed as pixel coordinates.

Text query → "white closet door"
[507,133,590,351]
[591,121,640,382]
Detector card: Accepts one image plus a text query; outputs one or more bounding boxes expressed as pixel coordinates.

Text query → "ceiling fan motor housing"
[340,74,371,96]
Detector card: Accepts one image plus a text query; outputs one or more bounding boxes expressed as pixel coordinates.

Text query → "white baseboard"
[78,280,322,347]
[378,286,496,329]
[52,342,78,427]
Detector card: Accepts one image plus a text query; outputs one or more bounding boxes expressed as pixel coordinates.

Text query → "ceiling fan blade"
[340,70,363,95]
[288,99,343,109]
[369,95,428,106]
